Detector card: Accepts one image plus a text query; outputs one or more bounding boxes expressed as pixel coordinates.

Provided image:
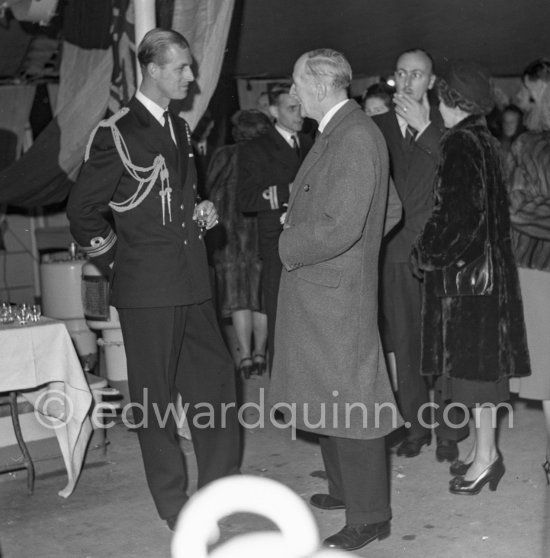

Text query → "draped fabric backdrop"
[171,0,235,131]
[0,0,235,207]
[0,85,36,166]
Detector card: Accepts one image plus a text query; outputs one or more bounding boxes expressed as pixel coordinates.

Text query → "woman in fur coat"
[412,62,531,495]
[507,59,550,485]
[206,110,271,378]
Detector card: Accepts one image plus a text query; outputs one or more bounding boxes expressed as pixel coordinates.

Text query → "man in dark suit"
[373,49,467,460]
[238,83,312,370]
[67,29,240,530]
[270,48,402,552]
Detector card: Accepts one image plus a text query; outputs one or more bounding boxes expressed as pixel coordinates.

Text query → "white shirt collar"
[136,90,167,126]
[318,99,349,133]
[275,123,298,146]
[395,111,430,140]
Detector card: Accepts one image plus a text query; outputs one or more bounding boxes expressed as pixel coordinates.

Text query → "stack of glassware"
[0,302,41,325]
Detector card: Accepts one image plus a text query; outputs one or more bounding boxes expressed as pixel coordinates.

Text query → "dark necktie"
[291,134,301,157]
[405,125,417,146]
[163,111,174,144]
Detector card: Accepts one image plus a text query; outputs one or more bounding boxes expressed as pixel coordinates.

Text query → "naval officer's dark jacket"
[67,97,211,309]
[237,126,313,258]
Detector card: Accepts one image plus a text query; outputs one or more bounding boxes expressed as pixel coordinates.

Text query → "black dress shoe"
[310,493,345,510]
[323,521,390,551]
[396,435,431,457]
[436,438,459,463]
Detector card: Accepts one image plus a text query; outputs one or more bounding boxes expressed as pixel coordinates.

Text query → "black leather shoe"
[449,459,472,476]
[396,435,431,457]
[436,438,459,463]
[310,493,345,510]
[323,521,390,551]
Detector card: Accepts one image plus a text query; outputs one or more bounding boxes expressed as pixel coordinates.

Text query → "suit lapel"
[267,127,301,168]
[128,98,190,192]
[129,98,175,162]
[386,111,410,160]
[171,111,190,184]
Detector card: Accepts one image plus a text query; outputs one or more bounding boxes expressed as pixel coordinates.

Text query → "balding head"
[396,49,434,76]
[394,49,436,102]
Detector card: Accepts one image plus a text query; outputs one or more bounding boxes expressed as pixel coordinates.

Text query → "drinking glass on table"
[31,304,42,322]
[16,303,30,325]
[0,302,14,324]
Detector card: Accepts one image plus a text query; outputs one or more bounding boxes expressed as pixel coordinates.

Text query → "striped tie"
[405,125,417,146]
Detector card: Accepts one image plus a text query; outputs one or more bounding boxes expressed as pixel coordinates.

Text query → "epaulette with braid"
[85,108,129,162]
[85,107,173,226]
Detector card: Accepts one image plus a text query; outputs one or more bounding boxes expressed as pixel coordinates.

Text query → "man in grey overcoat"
[269,48,402,552]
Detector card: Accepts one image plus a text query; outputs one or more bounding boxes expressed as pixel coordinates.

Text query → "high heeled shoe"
[252,353,267,376]
[449,455,505,495]
[238,356,254,379]
[543,460,550,486]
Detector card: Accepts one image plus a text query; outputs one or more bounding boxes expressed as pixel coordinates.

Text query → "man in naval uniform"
[238,83,313,371]
[67,28,240,530]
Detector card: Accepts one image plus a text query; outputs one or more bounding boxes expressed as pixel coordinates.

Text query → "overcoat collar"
[449,113,487,132]
[287,100,359,214]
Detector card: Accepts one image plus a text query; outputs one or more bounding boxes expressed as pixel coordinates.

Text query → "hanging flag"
[0,0,234,207]
[171,0,235,131]
[0,0,132,207]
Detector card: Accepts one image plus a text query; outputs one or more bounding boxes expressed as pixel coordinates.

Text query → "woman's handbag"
[432,183,494,297]
[432,239,493,296]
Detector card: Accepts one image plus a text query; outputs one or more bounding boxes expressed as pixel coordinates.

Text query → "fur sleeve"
[507,131,550,239]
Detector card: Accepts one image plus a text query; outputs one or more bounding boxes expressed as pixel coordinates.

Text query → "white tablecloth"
[0,318,93,497]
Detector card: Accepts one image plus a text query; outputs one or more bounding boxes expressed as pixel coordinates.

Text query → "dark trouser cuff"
[346,507,391,526]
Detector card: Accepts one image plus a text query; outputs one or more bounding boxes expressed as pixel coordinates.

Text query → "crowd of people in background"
[197,50,550,543]
[68,27,550,550]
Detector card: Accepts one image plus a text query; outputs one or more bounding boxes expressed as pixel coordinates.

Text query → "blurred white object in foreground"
[171,475,348,558]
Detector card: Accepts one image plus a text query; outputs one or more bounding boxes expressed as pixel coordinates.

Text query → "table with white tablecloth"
[0,318,93,497]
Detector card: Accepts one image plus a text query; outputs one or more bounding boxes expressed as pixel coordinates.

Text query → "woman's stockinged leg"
[232,309,253,358]
[463,405,500,482]
[252,311,268,356]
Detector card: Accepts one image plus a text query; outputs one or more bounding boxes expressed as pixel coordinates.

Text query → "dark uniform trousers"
[381,262,468,441]
[118,300,241,519]
[261,242,282,370]
[320,435,390,525]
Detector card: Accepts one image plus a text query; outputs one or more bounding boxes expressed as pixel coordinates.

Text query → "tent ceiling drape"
[229,0,550,78]
[0,0,549,207]
[2,1,549,82]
